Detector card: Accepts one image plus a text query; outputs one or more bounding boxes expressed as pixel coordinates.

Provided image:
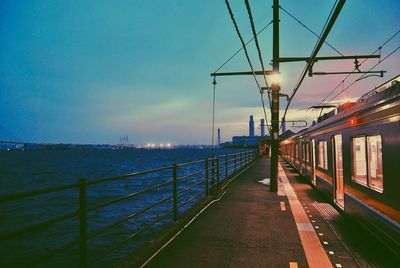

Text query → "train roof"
[284,74,400,140]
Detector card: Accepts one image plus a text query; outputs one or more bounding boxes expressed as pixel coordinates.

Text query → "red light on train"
[350,117,358,125]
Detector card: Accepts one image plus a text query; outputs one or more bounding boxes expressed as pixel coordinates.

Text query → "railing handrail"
[176,158,207,167]
[1,149,258,267]
[0,182,80,202]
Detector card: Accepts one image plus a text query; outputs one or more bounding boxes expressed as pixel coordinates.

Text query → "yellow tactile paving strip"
[278,163,333,268]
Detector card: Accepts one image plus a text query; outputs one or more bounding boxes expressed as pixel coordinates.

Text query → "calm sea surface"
[0,148,246,267]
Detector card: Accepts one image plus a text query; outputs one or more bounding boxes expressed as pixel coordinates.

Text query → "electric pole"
[270,0,280,192]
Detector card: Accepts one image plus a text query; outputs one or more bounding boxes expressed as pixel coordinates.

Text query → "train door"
[332,134,344,209]
[311,139,316,185]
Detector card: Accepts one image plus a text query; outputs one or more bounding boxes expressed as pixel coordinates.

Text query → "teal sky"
[1,0,399,144]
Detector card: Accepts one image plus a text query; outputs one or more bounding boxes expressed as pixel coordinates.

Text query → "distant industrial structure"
[222,115,270,148]
[260,119,265,137]
[217,128,221,146]
[119,136,129,146]
[117,136,135,149]
[249,115,255,137]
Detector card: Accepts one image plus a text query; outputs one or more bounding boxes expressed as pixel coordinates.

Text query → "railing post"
[211,157,215,185]
[216,157,220,185]
[173,164,178,221]
[79,179,87,268]
[225,153,228,180]
[205,158,209,196]
[234,153,237,174]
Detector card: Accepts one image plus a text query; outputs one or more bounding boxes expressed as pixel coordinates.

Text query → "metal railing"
[0,149,258,267]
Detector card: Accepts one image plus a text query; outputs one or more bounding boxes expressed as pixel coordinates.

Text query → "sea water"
[0,148,245,267]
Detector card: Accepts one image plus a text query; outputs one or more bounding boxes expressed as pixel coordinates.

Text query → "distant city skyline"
[1,0,399,144]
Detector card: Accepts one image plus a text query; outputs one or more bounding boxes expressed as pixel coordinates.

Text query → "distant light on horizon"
[143,142,173,148]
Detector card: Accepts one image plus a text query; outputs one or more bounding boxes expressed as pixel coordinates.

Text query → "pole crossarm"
[210,70,275,77]
[307,105,336,110]
[278,54,380,63]
[281,0,346,130]
[313,70,386,76]
[280,120,308,127]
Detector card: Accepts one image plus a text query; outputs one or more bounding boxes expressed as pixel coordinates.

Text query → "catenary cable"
[213,21,273,74]
[244,0,272,110]
[280,0,345,130]
[224,0,270,133]
[279,5,343,56]
[326,45,400,102]
[316,29,400,106]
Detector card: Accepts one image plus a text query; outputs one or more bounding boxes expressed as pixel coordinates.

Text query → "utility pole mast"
[270,0,280,192]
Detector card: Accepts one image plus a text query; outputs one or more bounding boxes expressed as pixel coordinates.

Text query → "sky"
[1,0,399,145]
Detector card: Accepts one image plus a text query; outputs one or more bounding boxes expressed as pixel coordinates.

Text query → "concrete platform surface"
[145,157,308,268]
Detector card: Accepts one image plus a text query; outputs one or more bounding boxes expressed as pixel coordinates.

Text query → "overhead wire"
[279,5,343,56]
[213,20,273,74]
[300,29,400,125]
[211,19,273,147]
[276,3,342,127]
[326,44,400,103]
[244,0,272,110]
[224,0,270,134]
[315,29,400,106]
[280,0,344,130]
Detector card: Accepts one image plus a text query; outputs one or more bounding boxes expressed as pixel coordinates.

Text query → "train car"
[280,75,400,256]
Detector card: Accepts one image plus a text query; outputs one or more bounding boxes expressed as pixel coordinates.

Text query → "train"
[279,75,400,256]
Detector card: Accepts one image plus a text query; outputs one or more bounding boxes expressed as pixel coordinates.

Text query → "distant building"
[232,136,260,147]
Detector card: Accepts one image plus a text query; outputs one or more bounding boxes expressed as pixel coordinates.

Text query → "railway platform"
[135,157,398,268]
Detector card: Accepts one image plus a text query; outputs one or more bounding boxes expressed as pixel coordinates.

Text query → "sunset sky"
[1,0,399,144]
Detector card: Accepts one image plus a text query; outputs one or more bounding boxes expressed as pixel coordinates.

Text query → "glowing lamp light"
[166,143,171,147]
[349,117,358,126]
[271,73,281,85]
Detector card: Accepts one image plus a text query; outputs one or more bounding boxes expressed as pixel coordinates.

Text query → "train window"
[367,135,383,192]
[352,137,367,185]
[318,140,328,169]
